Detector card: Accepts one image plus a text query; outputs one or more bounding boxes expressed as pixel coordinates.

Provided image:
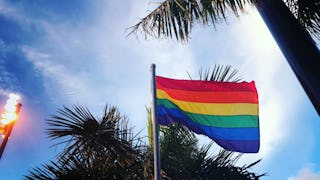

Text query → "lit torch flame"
[1,93,21,125]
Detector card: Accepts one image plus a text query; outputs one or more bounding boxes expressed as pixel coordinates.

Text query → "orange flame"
[1,93,21,125]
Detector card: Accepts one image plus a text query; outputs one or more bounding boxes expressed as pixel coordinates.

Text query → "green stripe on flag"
[157,99,258,128]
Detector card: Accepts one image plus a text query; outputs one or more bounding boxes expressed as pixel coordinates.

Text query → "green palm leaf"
[286,0,320,39]
[46,105,140,166]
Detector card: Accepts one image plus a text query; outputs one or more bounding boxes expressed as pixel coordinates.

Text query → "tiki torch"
[0,93,22,159]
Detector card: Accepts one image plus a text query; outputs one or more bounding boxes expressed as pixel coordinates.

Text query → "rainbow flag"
[156,76,259,153]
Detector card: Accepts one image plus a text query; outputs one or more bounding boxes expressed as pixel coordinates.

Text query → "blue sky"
[0,0,319,179]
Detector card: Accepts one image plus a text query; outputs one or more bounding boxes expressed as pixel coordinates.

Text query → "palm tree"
[26,105,151,179]
[129,0,320,116]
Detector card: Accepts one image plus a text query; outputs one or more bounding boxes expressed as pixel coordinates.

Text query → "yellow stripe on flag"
[157,89,258,116]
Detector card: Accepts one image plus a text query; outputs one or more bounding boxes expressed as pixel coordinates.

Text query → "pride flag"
[156,76,259,153]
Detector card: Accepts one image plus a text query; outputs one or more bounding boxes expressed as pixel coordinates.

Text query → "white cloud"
[288,165,320,180]
[21,46,95,105]
[0,1,33,27]
[16,1,198,131]
[0,1,17,16]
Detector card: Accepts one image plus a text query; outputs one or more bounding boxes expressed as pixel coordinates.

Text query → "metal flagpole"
[151,64,161,180]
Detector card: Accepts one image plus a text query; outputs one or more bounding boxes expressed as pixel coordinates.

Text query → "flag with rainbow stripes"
[156,76,259,153]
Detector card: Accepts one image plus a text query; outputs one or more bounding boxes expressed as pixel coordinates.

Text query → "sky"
[0,0,319,179]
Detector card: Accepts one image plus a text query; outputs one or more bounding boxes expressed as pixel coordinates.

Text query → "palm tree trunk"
[256,0,320,116]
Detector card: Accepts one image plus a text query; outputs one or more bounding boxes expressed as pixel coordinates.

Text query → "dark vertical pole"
[151,64,161,180]
[0,103,22,159]
[256,0,320,115]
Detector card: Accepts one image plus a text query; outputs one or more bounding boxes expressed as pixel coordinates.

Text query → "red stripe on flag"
[156,76,257,92]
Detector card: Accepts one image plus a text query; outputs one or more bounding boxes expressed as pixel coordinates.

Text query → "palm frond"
[286,0,320,40]
[46,104,142,167]
[146,107,154,149]
[25,156,88,180]
[196,149,265,179]
[128,0,253,42]
[25,151,152,180]
[198,64,242,82]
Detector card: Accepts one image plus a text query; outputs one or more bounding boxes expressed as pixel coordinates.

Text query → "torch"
[0,93,22,159]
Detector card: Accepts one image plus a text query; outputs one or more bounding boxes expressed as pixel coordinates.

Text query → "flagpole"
[151,64,161,180]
